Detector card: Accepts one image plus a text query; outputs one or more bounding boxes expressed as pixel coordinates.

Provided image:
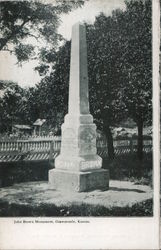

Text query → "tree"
[0,80,29,132]
[86,13,128,159]
[116,0,152,161]
[26,41,71,132]
[87,0,152,160]
[0,0,85,63]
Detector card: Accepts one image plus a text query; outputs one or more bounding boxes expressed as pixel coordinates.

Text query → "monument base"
[49,168,109,192]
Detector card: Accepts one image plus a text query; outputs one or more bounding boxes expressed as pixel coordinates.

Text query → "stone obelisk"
[49,22,109,192]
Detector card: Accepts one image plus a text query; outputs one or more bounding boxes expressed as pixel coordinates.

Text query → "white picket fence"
[0,137,152,154]
[0,139,61,152]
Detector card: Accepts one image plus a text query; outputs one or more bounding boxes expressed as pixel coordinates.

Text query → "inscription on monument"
[62,128,77,148]
[80,160,101,170]
[56,159,102,171]
[80,128,96,143]
[56,160,74,169]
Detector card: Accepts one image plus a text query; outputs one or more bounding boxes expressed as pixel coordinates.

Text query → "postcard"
[0,0,160,249]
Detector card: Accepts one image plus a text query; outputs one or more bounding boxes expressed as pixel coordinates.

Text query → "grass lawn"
[0,198,153,217]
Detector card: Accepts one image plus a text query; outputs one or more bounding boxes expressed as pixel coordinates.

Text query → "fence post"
[129,137,133,154]
[49,141,54,168]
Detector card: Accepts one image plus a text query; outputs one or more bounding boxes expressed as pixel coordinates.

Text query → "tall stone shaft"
[68,23,89,115]
[49,22,109,192]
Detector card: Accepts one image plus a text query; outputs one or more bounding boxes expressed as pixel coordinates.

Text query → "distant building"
[12,119,48,137]
[12,124,32,135]
[33,119,46,136]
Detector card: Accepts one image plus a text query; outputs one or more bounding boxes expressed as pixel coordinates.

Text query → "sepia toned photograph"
[0,0,153,218]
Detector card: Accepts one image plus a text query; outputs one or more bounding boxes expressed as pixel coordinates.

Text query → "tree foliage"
[0,81,29,132]
[87,0,152,160]
[86,12,128,158]
[117,0,152,160]
[0,0,85,62]
[25,41,71,132]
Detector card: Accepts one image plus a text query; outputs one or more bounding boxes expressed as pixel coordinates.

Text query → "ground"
[0,180,153,216]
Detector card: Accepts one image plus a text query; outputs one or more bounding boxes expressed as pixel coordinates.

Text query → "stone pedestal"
[49,169,109,192]
[49,23,109,192]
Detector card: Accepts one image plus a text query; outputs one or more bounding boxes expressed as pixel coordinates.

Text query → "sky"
[0,0,125,88]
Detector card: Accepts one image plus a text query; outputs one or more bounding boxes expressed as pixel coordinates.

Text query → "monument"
[49,22,109,192]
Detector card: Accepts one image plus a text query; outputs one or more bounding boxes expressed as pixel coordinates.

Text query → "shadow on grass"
[109,187,145,193]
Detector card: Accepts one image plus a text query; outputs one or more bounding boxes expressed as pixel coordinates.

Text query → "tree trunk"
[103,122,115,159]
[137,119,143,161]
